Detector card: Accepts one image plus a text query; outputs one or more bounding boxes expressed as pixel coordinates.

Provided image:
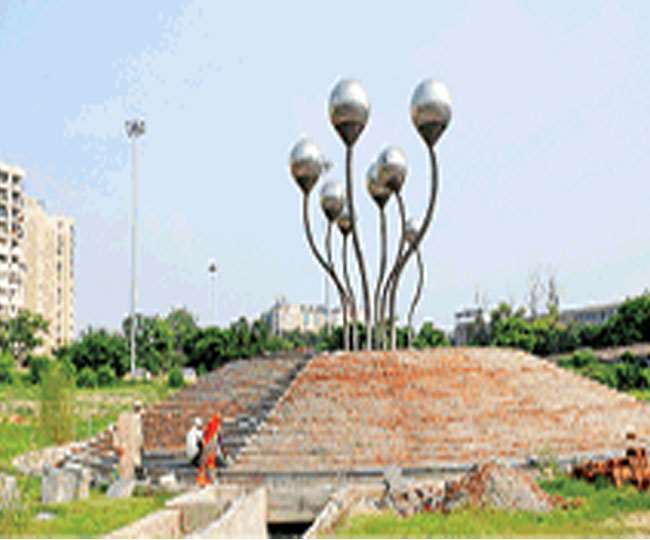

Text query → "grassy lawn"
[0,379,175,473]
[333,477,650,538]
[0,380,175,538]
[0,489,169,538]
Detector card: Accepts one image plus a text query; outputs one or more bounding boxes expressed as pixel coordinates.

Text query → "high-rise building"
[0,162,27,318]
[23,195,75,351]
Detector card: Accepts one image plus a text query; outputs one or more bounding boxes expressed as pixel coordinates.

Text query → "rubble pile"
[442,463,555,513]
[383,463,576,517]
[573,446,650,490]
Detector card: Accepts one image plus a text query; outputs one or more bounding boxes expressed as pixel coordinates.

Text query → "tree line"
[0,306,450,389]
[462,292,650,356]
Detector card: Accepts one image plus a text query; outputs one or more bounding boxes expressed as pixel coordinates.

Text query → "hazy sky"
[1,0,649,333]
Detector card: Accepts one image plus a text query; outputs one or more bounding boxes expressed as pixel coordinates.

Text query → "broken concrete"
[0,473,19,510]
[106,478,136,499]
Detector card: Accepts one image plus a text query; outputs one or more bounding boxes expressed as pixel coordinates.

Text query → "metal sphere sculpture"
[289,78,451,351]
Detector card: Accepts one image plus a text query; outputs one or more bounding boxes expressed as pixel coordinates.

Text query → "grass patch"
[628,388,650,403]
[0,490,168,539]
[333,477,650,538]
[0,379,175,538]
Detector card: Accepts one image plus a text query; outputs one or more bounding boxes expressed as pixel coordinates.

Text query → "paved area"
[231,348,650,472]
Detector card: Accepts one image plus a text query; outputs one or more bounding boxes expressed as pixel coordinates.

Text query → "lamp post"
[208,259,218,324]
[125,118,145,377]
[289,79,451,352]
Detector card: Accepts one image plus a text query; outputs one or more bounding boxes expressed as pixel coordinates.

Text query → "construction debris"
[383,463,577,517]
[573,446,650,490]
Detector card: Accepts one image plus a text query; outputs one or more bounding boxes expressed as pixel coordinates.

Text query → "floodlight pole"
[125,119,145,377]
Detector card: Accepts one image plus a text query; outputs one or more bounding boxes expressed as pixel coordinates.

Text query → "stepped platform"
[223,347,650,522]
[142,353,309,472]
[232,348,650,473]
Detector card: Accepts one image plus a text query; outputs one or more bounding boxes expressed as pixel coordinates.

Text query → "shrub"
[0,352,15,384]
[76,366,98,388]
[59,356,77,379]
[27,355,50,384]
[96,365,116,387]
[39,363,75,445]
[167,367,184,388]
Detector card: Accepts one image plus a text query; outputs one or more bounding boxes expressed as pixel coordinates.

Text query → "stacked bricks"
[574,446,650,489]
[231,348,650,473]
[142,353,308,459]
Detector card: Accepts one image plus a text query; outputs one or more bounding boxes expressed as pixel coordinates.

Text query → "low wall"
[166,484,243,533]
[104,485,243,539]
[189,487,267,539]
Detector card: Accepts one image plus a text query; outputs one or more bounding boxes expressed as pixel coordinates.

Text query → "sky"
[0,0,649,333]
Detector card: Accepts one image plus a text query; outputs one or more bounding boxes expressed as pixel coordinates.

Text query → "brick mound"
[231,348,650,473]
[142,353,308,459]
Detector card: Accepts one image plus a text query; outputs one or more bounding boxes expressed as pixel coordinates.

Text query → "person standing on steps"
[197,414,222,486]
[186,417,204,468]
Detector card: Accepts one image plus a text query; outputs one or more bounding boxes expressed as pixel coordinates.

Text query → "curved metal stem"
[380,192,407,349]
[302,195,348,350]
[342,234,358,350]
[389,147,438,350]
[373,207,388,349]
[345,146,372,350]
[407,249,424,348]
[325,221,349,351]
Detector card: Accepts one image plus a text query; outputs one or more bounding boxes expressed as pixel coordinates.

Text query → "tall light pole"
[125,119,145,377]
[208,259,218,324]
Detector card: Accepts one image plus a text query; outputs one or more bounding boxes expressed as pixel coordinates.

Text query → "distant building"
[0,162,27,318]
[23,195,75,351]
[261,297,346,335]
[452,307,485,345]
[558,302,619,327]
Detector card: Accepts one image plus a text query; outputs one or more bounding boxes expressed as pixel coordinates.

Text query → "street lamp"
[125,118,145,377]
[208,259,218,324]
[289,78,451,351]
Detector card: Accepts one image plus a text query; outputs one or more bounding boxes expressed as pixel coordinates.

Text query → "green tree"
[0,309,49,367]
[60,327,129,377]
[414,322,450,349]
[187,327,228,372]
[122,314,175,374]
[490,315,536,352]
[165,307,199,362]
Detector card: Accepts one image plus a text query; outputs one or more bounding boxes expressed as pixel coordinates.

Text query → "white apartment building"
[0,162,75,352]
[0,162,26,318]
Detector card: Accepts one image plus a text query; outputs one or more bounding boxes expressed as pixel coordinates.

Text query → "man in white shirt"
[185,417,204,467]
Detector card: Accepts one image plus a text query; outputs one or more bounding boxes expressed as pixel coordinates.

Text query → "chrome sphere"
[336,204,353,236]
[366,162,391,207]
[329,79,370,146]
[404,217,421,245]
[410,79,452,146]
[377,146,407,193]
[320,180,345,222]
[289,138,323,194]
